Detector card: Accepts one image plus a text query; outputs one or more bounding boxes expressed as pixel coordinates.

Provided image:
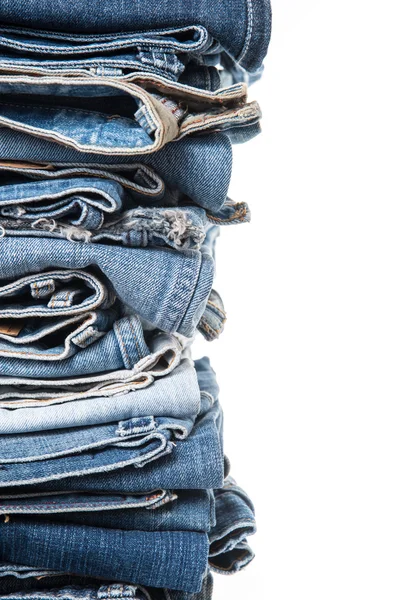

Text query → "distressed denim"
[0,76,260,156]
[0,573,214,600]
[0,359,225,493]
[0,357,200,433]
[0,161,249,227]
[0,205,246,251]
[0,237,214,337]
[0,134,232,215]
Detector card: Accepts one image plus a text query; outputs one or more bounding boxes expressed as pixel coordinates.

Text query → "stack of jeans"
[0,1,271,598]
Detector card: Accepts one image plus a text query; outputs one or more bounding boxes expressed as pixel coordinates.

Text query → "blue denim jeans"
[0,402,202,487]
[0,489,212,532]
[0,522,209,593]
[0,160,249,224]
[0,76,260,156]
[0,357,200,434]
[0,0,272,73]
[0,332,183,405]
[0,25,215,82]
[0,477,254,544]
[0,358,225,494]
[0,134,232,216]
[0,573,214,600]
[0,237,214,338]
[0,478,255,588]
[0,269,118,362]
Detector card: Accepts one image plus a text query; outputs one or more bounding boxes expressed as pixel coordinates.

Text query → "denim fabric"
[0,520,209,592]
[0,406,198,487]
[0,489,179,516]
[0,332,184,405]
[197,290,226,342]
[0,76,260,156]
[209,477,256,574]
[0,161,248,225]
[0,573,214,600]
[0,134,232,215]
[0,25,224,93]
[0,359,225,493]
[0,315,152,378]
[0,358,200,433]
[0,477,254,582]
[0,204,249,249]
[0,269,119,364]
[0,490,213,534]
[0,237,214,337]
[0,163,165,206]
[0,0,272,73]
[0,26,211,81]
[0,477,254,543]
[0,565,60,580]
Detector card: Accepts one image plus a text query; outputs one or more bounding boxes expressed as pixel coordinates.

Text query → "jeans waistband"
[0,75,259,156]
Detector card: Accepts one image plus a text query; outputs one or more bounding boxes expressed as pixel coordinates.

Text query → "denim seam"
[1,429,170,465]
[0,186,119,211]
[0,32,207,54]
[0,273,104,316]
[208,518,256,547]
[180,105,258,135]
[114,320,133,370]
[4,165,164,197]
[0,441,174,487]
[237,0,254,65]
[0,497,166,512]
[127,319,145,360]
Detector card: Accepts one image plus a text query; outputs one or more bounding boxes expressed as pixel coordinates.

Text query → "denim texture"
[0,0,268,593]
[0,76,260,156]
[0,478,255,587]
[0,403,202,487]
[0,0,271,72]
[0,332,184,404]
[0,237,214,338]
[0,573,214,600]
[0,134,233,215]
[0,490,212,533]
[0,359,225,493]
[0,521,209,593]
[0,358,200,434]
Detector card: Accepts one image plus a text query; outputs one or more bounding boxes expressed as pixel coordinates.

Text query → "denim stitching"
[237,0,254,65]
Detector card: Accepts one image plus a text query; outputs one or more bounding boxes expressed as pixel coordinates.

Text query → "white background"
[194,0,400,598]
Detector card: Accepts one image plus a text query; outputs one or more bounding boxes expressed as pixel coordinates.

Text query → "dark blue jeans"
[0,0,271,73]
